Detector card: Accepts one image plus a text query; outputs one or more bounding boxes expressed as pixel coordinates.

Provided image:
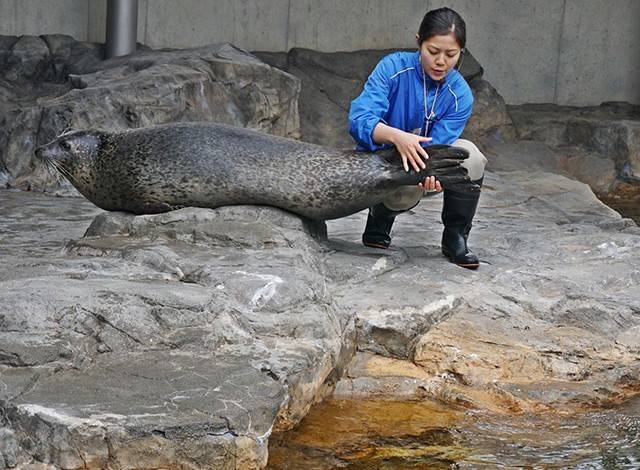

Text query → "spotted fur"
[35,122,474,220]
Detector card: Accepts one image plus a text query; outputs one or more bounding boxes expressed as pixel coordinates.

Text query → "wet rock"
[267,396,464,469]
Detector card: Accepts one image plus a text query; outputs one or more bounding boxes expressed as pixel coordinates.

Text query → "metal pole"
[105,0,139,58]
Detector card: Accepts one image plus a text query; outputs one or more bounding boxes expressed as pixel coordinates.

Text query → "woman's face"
[418,31,461,81]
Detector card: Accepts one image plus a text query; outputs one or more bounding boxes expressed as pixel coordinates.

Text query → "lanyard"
[421,71,440,137]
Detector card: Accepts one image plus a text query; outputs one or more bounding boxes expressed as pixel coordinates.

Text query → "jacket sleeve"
[428,83,473,145]
[348,57,393,151]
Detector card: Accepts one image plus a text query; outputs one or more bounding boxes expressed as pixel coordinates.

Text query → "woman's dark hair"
[417,7,466,49]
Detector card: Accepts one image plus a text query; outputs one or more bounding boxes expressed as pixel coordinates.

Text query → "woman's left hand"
[418,175,442,192]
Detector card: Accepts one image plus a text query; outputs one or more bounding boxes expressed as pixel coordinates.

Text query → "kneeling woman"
[348,7,487,269]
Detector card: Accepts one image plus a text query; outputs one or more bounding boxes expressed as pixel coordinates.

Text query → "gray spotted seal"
[35,121,477,220]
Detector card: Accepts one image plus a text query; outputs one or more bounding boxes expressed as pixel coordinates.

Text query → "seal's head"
[35,129,105,194]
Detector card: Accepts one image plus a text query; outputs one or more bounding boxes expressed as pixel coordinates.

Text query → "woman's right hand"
[390,130,432,172]
[372,123,432,172]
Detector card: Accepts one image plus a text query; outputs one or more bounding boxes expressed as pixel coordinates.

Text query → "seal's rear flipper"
[439,175,482,193]
[395,146,472,186]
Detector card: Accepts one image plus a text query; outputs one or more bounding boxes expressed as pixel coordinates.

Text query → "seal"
[35,122,478,220]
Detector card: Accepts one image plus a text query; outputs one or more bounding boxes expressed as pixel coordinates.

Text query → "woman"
[348,7,487,269]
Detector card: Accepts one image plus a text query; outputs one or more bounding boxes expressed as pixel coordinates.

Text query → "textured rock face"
[254,48,515,148]
[1,164,639,467]
[330,173,640,412]
[506,102,640,200]
[0,35,300,192]
[465,79,516,141]
[0,197,348,469]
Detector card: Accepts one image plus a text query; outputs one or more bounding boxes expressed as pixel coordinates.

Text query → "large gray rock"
[0,196,350,468]
[330,172,640,411]
[1,161,639,467]
[464,79,516,142]
[566,117,640,181]
[0,35,300,192]
[507,102,640,199]
[3,35,51,82]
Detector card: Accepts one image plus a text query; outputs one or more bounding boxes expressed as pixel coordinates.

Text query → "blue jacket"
[348,51,473,151]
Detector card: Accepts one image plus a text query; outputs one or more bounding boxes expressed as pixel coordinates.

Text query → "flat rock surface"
[1,167,640,468]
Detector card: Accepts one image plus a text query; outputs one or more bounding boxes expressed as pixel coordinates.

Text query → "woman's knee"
[452,139,487,181]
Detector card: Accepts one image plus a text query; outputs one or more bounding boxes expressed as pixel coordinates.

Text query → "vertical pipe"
[105,0,139,58]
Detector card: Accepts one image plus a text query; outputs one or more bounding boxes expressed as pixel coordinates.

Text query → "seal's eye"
[60,140,71,151]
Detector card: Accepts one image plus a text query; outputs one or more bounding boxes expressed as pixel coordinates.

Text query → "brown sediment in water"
[597,179,640,224]
[267,396,640,469]
[267,398,471,469]
[598,195,640,225]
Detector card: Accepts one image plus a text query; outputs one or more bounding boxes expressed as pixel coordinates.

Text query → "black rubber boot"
[441,178,483,269]
[362,203,400,249]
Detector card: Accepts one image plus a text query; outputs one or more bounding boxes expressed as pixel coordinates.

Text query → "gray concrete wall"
[0,0,89,38]
[2,0,638,106]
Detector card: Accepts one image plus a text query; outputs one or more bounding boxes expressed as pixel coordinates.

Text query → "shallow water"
[267,397,640,469]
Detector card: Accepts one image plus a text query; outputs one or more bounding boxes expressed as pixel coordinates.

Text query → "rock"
[464,79,516,142]
[507,102,640,199]
[2,168,640,466]
[0,37,300,192]
[559,146,620,195]
[80,206,327,248]
[0,194,354,468]
[7,352,282,469]
[352,293,460,359]
[0,428,19,468]
[482,139,621,196]
[326,171,640,412]
[3,35,50,82]
[40,34,105,84]
[456,48,484,84]
[566,117,640,180]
